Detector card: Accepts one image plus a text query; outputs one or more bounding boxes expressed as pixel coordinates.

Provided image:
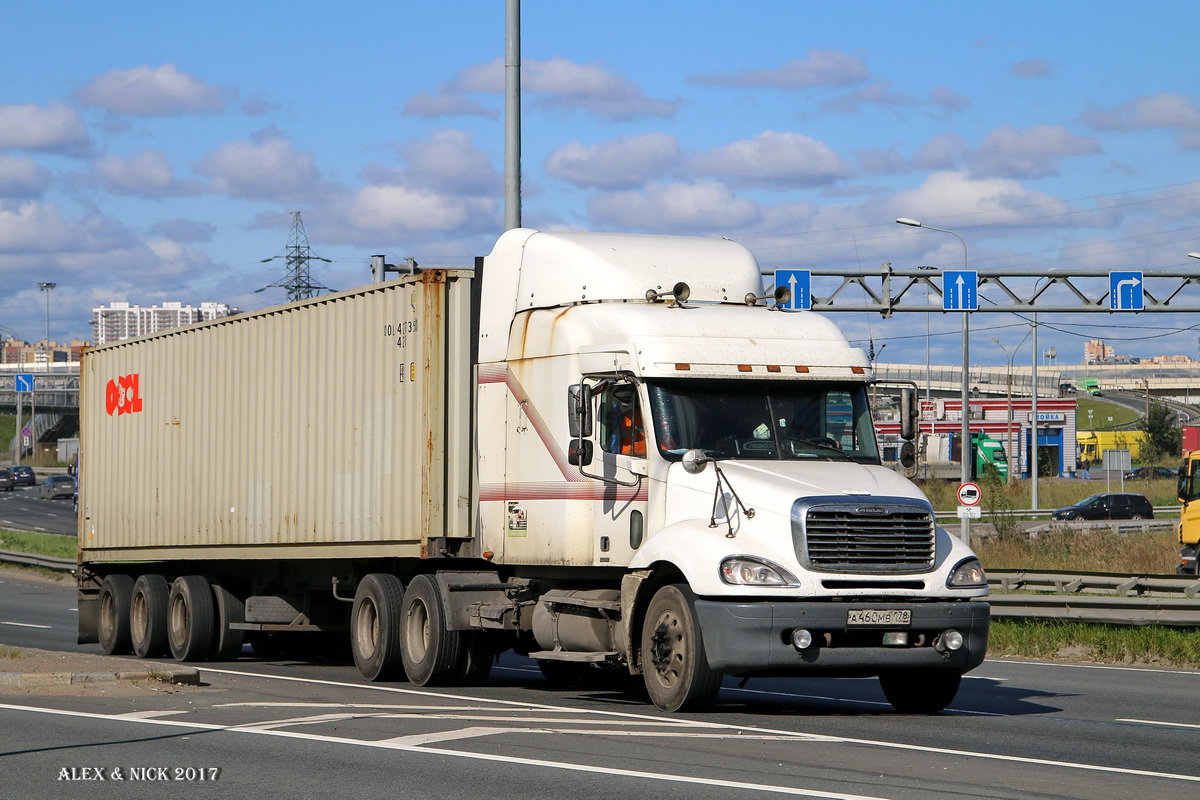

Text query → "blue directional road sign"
[14,373,33,393]
[1109,271,1144,311]
[774,269,811,310]
[942,270,978,311]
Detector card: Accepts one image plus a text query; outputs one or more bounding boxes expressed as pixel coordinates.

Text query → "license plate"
[847,609,911,626]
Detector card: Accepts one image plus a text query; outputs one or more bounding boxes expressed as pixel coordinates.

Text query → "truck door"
[588,382,649,565]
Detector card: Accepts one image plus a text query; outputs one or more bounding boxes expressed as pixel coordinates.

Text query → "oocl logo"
[105,373,143,416]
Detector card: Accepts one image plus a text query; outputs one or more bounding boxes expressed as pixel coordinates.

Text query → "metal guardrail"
[935,506,1180,522]
[0,549,74,573]
[987,569,1200,627]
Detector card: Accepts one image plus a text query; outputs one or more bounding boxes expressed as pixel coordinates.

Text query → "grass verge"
[989,619,1200,668]
[0,529,75,560]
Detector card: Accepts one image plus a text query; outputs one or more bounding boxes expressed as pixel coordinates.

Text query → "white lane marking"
[192,666,1200,784]
[1118,719,1200,731]
[380,726,511,746]
[117,710,188,719]
[0,703,889,800]
[0,621,51,629]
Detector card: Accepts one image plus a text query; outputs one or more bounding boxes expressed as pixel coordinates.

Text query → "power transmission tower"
[259,212,333,303]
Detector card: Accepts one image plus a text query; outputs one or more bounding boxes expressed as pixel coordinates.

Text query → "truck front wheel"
[400,574,462,686]
[879,668,962,714]
[98,574,134,655]
[168,576,215,662]
[640,584,722,712]
[130,574,170,658]
[351,573,406,681]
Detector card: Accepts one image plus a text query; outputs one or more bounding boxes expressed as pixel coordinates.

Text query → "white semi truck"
[77,228,989,713]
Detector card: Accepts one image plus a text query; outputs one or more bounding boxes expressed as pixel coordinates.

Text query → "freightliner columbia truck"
[77,228,989,713]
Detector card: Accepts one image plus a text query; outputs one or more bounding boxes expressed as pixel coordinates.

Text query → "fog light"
[882,632,908,646]
[935,629,964,653]
[791,629,813,651]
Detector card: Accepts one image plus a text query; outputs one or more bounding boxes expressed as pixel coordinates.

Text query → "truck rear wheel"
[640,584,722,712]
[879,669,961,714]
[130,574,170,658]
[210,582,246,661]
[351,573,406,681]
[168,576,215,662]
[97,574,134,655]
[400,574,462,686]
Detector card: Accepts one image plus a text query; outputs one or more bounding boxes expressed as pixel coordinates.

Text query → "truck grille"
[793,498,936,574]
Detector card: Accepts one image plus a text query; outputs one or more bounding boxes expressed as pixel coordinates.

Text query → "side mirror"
[899,441,916,469]
[568,384,593,438]
[899,387,918,441]
[681,449,710,474]
[568,438,594,467]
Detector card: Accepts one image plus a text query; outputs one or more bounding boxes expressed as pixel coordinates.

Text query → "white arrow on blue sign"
[941,270,978,311]
[14,374,34,393]
[1109,271,1143,310]
[774,269,811,310]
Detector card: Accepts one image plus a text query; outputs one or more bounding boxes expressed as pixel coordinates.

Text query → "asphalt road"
[2,570,1199,799]
[0,483,76,536]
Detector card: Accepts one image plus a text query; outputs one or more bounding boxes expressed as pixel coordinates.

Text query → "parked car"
[1123,466,1176,481]
[38,475,76,500]
[1051,493,1155,521]
[10,465,35,487]
[0,469,13,491]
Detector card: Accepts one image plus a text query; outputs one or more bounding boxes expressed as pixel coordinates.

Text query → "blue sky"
[3,1,1200,369]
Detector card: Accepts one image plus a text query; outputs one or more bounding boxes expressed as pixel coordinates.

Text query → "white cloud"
[887,171,1091,230]
[0,155,52,198]
[692,131,847,188]
[75,64,225,116]
[194,128,327,202]
[150,218,216,243]
[395,130,500,196]
[587,182,761,232]
[336,185,497,236]
[1009,58,1053,78]
[438,56,678,121]
[0,102,91,156]
[690,49,869,90]
[545,133,681,190]
[1080,93,1200,132]
[94,150,202,198]
[969,124,1103,178]
[403,91,499,119]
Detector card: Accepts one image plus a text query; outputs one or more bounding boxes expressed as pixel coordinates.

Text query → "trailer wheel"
[400,574,462,686]
[640,584,722,712]
[879,669,961,714]
[97,574,134,655]
[351,573,406,681]
[168,576,216,662]
[210,582,246,661]
[130,574,170,658]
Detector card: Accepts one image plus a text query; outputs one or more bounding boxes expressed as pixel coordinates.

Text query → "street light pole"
[38,282,56,371]
[897,218,971,544]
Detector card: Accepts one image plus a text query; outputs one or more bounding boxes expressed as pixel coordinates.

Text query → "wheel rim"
[648,610,684,689]
[356,598,379,660]
[99,591,116,643]
[404,598,430,663]
[169,593,189,648]
[131,593,148,644]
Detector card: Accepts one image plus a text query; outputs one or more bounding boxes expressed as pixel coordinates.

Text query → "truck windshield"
[645,378,880,464]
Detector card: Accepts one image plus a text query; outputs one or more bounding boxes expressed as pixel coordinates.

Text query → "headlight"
[720,556,798,586]
[946,558,987,588]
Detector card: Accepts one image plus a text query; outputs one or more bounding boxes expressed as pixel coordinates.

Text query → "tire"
[639,584,722,712]
[351,573,406,681]
[97,574,134,655]
[400,574,463,686]
[210,582,246,661]
[1130,514,1144,520]
[1071,513,1085,521]
[168,575,216,662]
[130,574,170,658]
[879,669,962,714]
